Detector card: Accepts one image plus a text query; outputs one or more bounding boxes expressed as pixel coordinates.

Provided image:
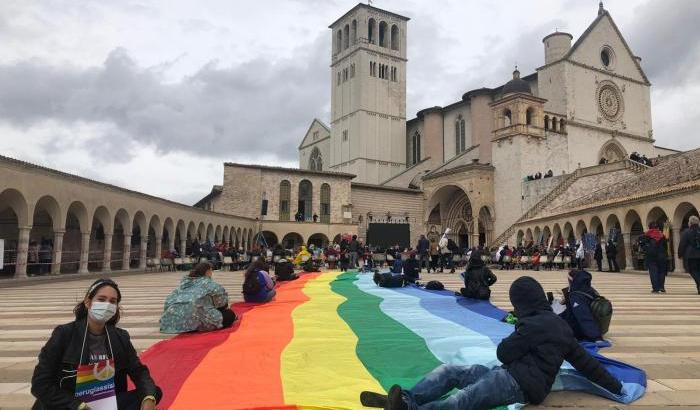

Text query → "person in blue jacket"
[560,270,603,341]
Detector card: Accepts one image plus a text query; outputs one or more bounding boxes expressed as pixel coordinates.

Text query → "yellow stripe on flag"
[281,271,385,408]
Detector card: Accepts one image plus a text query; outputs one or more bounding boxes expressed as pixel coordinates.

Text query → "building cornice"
[351,182,422,194]
[225,162,356,179]
[567,119,653,143]
[422,163,494,181]
[331,45,407,67]
[331,108,405,125]
[330,157,405,168]
[329,3,409,29]
[536,58,650,86]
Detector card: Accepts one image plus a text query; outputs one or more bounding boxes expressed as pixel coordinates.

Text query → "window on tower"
[391,25,399,50]
[351,20,357,45]
[342,130,348,141]
[343,24,350,49]
[379,21,388,47]
[368,18,376,44]
[337,72,341,85]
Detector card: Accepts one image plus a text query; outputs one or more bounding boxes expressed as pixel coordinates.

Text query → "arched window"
[343,24,349,49]
[320,184,331,223]
[298,180,313,221]
[351,20,357,44]
[368,18,376,44]
[379,21,388,47]
[455,115,466,154]
[336,30,342,53]
[309,147,323,171]
[560,118,565,132]
[526,107,533,125]
[544,115,549,131]
[279,180,291,221]
[504,109,512,127]
[411,131,421,165]
[390,24,399,50]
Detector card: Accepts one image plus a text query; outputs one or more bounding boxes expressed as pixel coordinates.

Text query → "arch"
[390,24,399,50]
[88,206,112,271]
[410,131,421,165]
[559,118,566,132]
[206,223,214,242]
[526,107,534,125]
[298,179,313,221]
[336,30,342,53]
[544,115,549,131]
[455,116,466,155]
[503,109,512,127]
[177,219,187,240]
[351,19,357,45]
[368,18,376,44]
[163,217,175,243]
[33,195,62,230]
[673,202,699,232]
[214,225,222,243]
[61,201,89,273]
[598,139,627,163]
[279,180,291,221]
[308,233,329,248]
[378,21,388,47]
[516,230,525,246]
[551,116,557,131]
[258,230,279,248]
[0,189,29,227]
[525,228,534,243]
[247,230,253,251]
[478,206,494,246]
[222,226,230,245]
[132,211,148,240]
[66,201,89,234]
[604,213,625,268]
[542,226,552,247]
[563,222,574,244]
[343,24,350,49]
[195,222,204,241]
[552,223,562,246]
[624,209,644,269]
[605,213,621,235]
[534,226,542,242]
[646,206,669,229]
[320,183,331,223]
[425,185,473,246]
[590,216,604,238]
[282,232,304,250]
[624,209,643,234]
[575,219,588,239]
[309,147,323,171]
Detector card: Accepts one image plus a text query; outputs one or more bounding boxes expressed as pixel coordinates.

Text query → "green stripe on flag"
[330,271,442,391]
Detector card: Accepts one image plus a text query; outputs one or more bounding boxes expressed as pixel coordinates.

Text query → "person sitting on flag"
[160,262,237,333]
[402,251,420,283]
[242,260,277,303]
[460,249,497,300]
[559,270,604,342]
[293,245,312,266]
[360,276,621,410]
[32,278,161,410]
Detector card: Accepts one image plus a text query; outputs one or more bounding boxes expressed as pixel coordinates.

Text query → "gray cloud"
[0,37,330,163]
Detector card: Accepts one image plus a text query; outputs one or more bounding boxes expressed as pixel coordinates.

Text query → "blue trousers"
[404,364,525,410]
[647,260,666,291]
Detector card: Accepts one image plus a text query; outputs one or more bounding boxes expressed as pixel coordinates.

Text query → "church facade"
[295,2,683,249]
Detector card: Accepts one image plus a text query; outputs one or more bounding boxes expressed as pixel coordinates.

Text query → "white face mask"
[88,301,117,324]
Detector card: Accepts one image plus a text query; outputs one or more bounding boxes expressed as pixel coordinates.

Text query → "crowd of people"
[29,220,700,410]
[525,169,554,181]
[629,152,656,167]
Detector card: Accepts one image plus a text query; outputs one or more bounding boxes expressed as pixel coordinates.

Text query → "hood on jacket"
[468,250,484,268]
[569,270,593,293]
[645,228,664,242]
[509,276,551,318]
[180,275,207,288]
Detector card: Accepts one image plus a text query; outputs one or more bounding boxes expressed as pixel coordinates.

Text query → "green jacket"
[160,275,229,334]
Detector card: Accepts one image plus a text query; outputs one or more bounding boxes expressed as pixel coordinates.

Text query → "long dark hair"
[73,278,122,325]
[245,259,268,280]
[190,262,212,277]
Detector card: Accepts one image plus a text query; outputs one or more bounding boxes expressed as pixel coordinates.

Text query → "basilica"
[1,2,698,279]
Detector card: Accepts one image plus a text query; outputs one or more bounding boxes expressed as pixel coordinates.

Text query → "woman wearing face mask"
[31,279,161,410]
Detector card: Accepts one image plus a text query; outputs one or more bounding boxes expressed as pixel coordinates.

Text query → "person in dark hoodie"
[360,276,621,410]
[640,222,668,293]
[460,250,497,300]
[402,252,420,283]
[678,215,700,294]
[559,270,604,341]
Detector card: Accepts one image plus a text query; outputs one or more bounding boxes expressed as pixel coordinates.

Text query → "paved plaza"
[0,269,699,409]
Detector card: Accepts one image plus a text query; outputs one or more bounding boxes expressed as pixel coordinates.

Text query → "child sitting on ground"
[361,276,621,409]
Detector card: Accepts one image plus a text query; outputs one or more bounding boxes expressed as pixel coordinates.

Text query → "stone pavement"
[1,269,699,409]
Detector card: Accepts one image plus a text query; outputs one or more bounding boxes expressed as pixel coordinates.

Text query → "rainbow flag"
[140,271,646,409]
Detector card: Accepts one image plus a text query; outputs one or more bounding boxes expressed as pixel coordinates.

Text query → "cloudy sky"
[1,0,699,204]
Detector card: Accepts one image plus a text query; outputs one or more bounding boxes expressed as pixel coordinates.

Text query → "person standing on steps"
[678,215,700,294]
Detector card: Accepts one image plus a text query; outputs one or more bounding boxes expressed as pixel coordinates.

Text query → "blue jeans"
[647,260,666,291]
[404,364,525,410]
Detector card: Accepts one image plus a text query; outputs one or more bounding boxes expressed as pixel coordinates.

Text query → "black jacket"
[498,277,621,404]
[31,320,159,410]
[678,226,700,260]
[560,270,602,341]
[462,258,497,300]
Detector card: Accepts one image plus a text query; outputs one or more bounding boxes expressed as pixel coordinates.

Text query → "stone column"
[622,233,634,271]
[122,234,132,270]
[78,232,90,274]
[672,228,682,273]
[154,235,162,260]
[102,233,113,273]
[14,226,31,278]
[471,219,480,249]
[138,237,148,270]
[180,239,187,257]
[51,230,65,275]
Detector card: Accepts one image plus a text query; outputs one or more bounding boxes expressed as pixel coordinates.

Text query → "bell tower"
[491,69,548,236]
[328,4,409,184]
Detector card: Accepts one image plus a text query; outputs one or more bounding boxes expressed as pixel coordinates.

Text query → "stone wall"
[350,183,424,243]
[521,175,565,214]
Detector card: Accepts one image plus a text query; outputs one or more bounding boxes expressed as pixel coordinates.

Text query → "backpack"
[572,290,613,335]
[242,272,262,295]
[376,272,405,288]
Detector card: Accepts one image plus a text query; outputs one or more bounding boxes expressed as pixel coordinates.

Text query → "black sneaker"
[387,385,407,410]
[660,289,666,293]
[651,290,659,294]
[360,391,387,408]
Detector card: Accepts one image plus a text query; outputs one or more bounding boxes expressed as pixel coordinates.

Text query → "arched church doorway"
[425,185,474,249]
